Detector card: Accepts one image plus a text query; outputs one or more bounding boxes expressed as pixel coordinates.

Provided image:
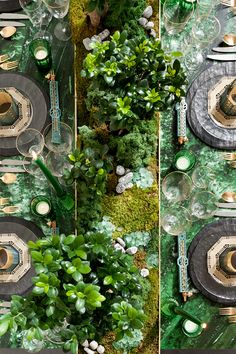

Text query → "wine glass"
[43,123,73,153]
[42,0,71,41]
[162,171,192,203]
[161,206,192,235]
[191,166,216,189]
[190,191,217,220]
[163,0,195,35]
[45,151,72,177]
[16,129,45,157]
[184,14,221,71]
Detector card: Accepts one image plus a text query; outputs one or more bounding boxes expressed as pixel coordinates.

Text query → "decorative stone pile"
[138,6,157,38]
[113,237,138,255]
[83,29,110,51]
[115,165,133,194]
[82,340,105,354]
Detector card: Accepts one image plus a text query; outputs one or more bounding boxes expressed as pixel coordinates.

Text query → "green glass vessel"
[173,150,196,172]
[30,195,51,217]
[29,38,52,73]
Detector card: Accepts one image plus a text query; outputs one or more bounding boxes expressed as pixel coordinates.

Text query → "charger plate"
[0,0,30,12]
[0,72,49,156]
[188,219,236,304]
[186,62,236,149]
[0,216,44,300]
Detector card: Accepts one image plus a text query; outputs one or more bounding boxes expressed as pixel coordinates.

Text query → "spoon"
[0,26,16,39]
[221,191,236,202]
[223,33,236,46]
[0,173,17,184]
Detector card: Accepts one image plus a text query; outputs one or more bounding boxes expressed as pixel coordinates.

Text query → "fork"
[0,206,19,214]
[0,54,9,64]
[0,61,18,71]
[0,197,10,206]
[230,161,236,168]
[219,307,236,316]
[222,152,236,161]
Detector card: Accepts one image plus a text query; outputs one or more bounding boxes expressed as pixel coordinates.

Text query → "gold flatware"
[0,173,17,184]
[229,161,236,168]
[219,307,236,315]
[223,34,236,46]
[228,315,236,323]
[222,152,236,160]
[0,54,9,63]
[0,60,18,70]
[0,206,19,214]
[0,26,16,39]
[221,191,236,202]
[0,197,10,206]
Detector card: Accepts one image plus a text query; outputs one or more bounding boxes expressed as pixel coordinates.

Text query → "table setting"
[0,0,75,346]
[161,0,236,351]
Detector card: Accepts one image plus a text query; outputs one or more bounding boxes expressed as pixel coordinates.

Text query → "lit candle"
[32,151,64,197]
[34,47,48,60]
[174,306,206,328]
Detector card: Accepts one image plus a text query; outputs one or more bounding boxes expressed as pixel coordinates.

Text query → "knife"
[0,167,25,173]
[207,54,236,61]
[212,46,236,53]
[0,21,25,27]
[216,202,236,209]
[214,209,236,217]
[0,13,29,20]
[0,159,30,166]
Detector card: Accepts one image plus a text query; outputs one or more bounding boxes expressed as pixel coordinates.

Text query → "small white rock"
[116,183,126,194]
[117,237,126,248]
[138,17,148,27]
[91,35,101,43]
[119,172,133,184]
[143,5,153,18]
[82,339,89,347]
[83,38,92,51]
[97,345,105,354]
[98,29,110,41]
[116,165,125,176]
[114,243,126,253]
[89,341,98,350]
[140,268,150,277]
[125,182,133,190]
[126,246,138,255]
[84,348,95,354]
[150,29,157,38]
[145,21,154,30]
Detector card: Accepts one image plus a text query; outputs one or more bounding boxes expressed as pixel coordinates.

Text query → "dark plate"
[0,0,30,12]
[0,216,44,300]
[188,219,236,304]
[0,72,49,156]
[186,62,236,150]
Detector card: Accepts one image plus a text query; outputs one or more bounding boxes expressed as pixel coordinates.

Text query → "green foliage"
[82,31,187,131]
[0,232,146,354]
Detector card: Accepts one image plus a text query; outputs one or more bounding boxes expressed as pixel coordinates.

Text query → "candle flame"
[31,151,37,160]
[201,323,207,329]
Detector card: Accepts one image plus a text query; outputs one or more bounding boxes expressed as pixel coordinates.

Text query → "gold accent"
[223,251,236,273]
[0,247,13,269]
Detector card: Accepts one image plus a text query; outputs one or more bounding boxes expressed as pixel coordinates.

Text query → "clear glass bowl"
[161,206,192,235]
[162,171,192,203]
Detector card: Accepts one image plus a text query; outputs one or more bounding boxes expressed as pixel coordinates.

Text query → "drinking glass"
[190,191,217,220]
[163,0,195,35]
[43,122,73,153]
[161,206,192,235]
[16,129,45,157]
[191,166,216,189]
[45,151,72,177]
[42,0,71,41]
[196,0,215,16]
[19,0,50,27]
[162,171,192,203]
[184,15,221,71]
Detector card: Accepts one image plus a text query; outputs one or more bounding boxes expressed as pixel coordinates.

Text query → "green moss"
[138,268,159,354]
[102,184,158,239]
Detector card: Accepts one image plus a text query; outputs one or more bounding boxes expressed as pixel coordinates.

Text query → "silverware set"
[0,197,19,214]
[222,152,236,168]
[214,191,236,217]
[0,159,28,173]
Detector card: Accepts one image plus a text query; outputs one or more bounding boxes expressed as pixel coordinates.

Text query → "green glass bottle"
[177,0,197,22]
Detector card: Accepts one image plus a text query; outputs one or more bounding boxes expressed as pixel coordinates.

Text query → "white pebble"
[98,29,110,41]
[150,29,157,37]
[97,345,105,354]
[89,341,98,350]
[125,182,133,190]
[117,237,126,248]
[116,183,126,194]
[82,340,89,347]
[138,17,148,27]
[84,348,95,354]
[118,172,133,184]
[116,165,125,176]
[83,38,92,51]
[126,246,138,255]
[140,268,150,277]
[145,21,154,29]
[143,5,153,18]
[114,243,126,253]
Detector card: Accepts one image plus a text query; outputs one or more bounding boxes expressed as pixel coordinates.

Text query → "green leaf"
[103,275,113,285]
[63,235,76,245]
[70,339,78,354]
[44,254,53,265]
[46,305,55,317]
[75,249,87,260]
[27,241,38,249]
[72,271,82,282]
[47,287,58,298]
[35,264,46,274]
[75,298,86,313]
[67,266,76,274]
[32,286,44,295]
[0,319,10,337]
[31,251,43,262]
[77,262,91,274]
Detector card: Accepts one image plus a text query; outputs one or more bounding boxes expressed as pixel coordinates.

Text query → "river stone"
[97,345,105,354]
[138,17,148,27]
[83,38,92,51]
[116,182,126,194]
[82,340,89,347]
[126,246,138,255]
[117,237,126,248]
[125,182,133,190]
[84,348,95,354]
[98,29,110,41]
[118,172,133,184]
[89,341,98,350]
[150,29,157,37]
[145,21,154,29]
[143,5,153,18]
[116,165,125,176]
[114,243,125,253]
[140,268,150,277]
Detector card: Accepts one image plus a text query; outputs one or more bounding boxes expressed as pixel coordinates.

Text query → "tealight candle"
[31,195,51,217]
[29,38,52,73]
[34,47,48,60]
[174,150,196,172]
[182,319,206,337]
